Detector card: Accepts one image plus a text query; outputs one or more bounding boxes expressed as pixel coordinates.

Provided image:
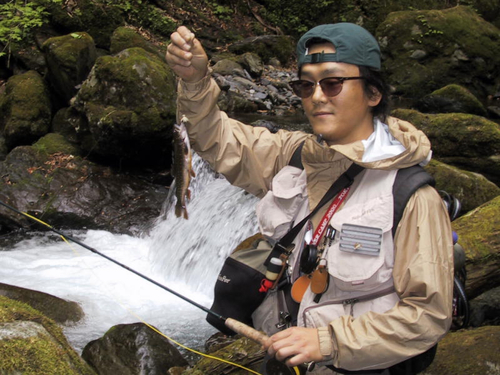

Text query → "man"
[166,23,453,374]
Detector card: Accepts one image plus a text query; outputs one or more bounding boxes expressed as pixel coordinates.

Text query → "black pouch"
[206,234,273,335]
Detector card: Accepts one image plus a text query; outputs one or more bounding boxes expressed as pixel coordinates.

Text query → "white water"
[0,154,259,355]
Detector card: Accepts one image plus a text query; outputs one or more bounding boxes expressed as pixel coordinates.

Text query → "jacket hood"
[303,116,432,171]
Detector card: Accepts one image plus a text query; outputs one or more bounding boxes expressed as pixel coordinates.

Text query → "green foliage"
[0,0,61,62]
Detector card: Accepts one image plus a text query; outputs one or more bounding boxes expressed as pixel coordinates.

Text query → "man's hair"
[358,65,391,122]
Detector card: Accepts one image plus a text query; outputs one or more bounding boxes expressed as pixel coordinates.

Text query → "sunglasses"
[289,76,364,98]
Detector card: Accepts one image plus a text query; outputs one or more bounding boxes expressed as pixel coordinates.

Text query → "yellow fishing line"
[17,210,263,375]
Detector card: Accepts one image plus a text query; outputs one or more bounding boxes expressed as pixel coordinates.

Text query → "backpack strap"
[288,141,305,170]
[392,165,435,237]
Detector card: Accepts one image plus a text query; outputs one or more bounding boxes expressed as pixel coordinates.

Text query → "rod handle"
[225,318,269,346]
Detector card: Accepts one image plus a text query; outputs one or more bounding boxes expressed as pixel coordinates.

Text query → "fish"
[173,115,195,219]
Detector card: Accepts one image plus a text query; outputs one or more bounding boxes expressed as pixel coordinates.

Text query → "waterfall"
[0,153,260,353]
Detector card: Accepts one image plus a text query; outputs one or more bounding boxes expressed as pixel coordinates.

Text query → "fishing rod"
[0,200,310,374]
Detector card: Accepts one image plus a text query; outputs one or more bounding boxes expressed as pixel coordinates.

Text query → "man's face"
[300,42,381,146]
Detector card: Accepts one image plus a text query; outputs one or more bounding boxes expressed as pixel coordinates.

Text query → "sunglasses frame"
[289,76,364,98]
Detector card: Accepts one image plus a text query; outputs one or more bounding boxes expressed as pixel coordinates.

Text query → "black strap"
[264,162,364,266]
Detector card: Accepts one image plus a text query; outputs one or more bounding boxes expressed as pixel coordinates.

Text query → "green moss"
[452,195,500,261]
[33,133,81,156]
[0,296,95,374]
[42,32,95,67]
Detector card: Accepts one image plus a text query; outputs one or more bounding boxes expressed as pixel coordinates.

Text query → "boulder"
[416,84,487,116]
[0,142,168,235]
[0,70,51,150]
[0,295,95,374]
[452,195,500,299]
[82,322,188,375]
[424,326,500,375]
[212,59,247,78]
[469,286,500,327]
[392,109,500,185]
[42,32,97,105]
[238,52,264,78]
[110,26,166,59]
[0,283,84,325]
[424,159,500,215]
[377,6,500,103]
[228,35,294,67]
[72,47,177,166]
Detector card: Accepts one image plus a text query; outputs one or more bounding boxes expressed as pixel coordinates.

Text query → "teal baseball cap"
[297,23,381,70]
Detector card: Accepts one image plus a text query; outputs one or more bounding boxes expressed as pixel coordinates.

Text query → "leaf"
[70,33,82,39]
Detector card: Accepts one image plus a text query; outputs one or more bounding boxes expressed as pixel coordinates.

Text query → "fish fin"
[190,169,196,177]
[175,205,182,218]
[183,210,189,220]
[187,189,191,200]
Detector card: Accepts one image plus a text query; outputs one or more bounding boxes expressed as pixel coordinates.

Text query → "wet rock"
[392,109,500,185]
[0,70,51,151]
[469,286,500,327]
[82,322,188,375]
[72,47,177,167]
[416,84,487,116]
[424,159,499,215]
[452,195,500,299]
[0,143,168,235]
[0,295,95,374]
[110,26,166,59]
[424,326,500,375]
[42,32,97,105]
[0,283,84,325]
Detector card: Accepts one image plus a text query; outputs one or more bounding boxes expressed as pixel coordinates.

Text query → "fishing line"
[0,200,263,375]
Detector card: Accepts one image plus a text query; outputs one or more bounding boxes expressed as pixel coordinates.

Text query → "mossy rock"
[45,0,125,49]
[33,133,82,156]
[378,6,500,103]
[452,195,500,298]
[0,70,51,150]
[392,109,500,184]
[0,295,95,374]
[110,26,166,59]
[212,59,246,77]
[42,32,97,104]
[228,35,295,67]
[73,47,177,165]
[423,326,500,375]
[181,336,264,375]
[417,84,487,116]
[424,159,499,214]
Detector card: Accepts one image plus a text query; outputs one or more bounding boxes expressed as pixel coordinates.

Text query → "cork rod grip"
[224,318,269,345]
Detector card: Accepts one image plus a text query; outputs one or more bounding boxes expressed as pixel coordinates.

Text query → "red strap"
[310,187,350,246]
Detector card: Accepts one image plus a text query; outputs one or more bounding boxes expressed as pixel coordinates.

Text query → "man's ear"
[367,86,382,107]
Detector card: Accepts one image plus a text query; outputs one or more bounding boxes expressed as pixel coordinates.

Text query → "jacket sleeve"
[176,74,308,198]
[323,185,454,370]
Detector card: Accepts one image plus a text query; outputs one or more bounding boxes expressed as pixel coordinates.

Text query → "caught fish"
[173,115,195,219]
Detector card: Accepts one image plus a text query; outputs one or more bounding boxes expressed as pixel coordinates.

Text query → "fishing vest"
[252,165,400,334]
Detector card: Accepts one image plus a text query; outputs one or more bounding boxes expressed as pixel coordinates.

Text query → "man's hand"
[264,327,323,367]
[166,26,208,83]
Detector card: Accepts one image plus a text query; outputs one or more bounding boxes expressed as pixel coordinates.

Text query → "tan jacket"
[177,75,454,371]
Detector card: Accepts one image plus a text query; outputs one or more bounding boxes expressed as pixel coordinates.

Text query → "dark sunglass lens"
[291,81,314,98]
[320,78,342,97]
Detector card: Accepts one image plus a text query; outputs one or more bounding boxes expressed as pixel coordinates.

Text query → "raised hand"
[166,26,209,83]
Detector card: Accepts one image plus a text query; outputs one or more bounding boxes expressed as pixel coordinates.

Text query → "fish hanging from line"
[173,115,195,219]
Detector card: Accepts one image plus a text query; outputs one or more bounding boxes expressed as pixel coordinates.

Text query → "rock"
[416,84,487,116]
[424,159,500,215]
[0,144,168,235]
[52,106,87,144]
[378,6,500,104]
[110,26,166,59]
[423,326,500,375]
[0,295,95,374]
[452,195,500,299]
[82,322,188,375]
[238,52,264,78]
[72,47,177,167]
[212,59,247,78]
[228,35,294,66]
[0,70,51,150]
[42,32,97,105]
[469,286,500,327]
[181,336,264,375]
[0,283,84,325]
[392,109,500,185]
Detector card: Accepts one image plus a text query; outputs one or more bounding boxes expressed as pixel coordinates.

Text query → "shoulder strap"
[392,165,435,237]
[288,141,305,170]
